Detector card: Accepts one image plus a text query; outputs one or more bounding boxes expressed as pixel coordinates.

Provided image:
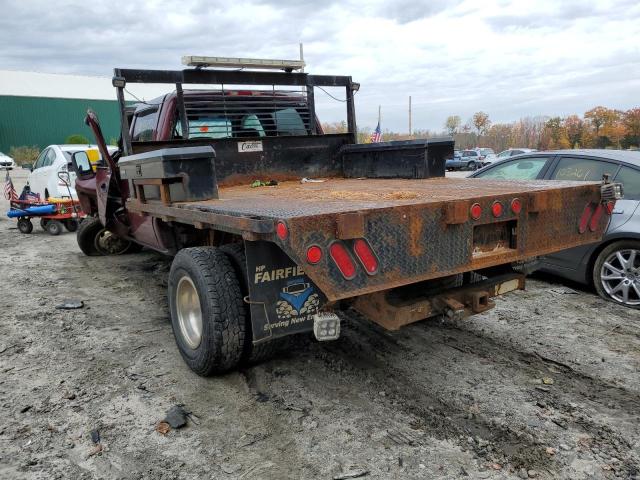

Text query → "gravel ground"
[1,169,639,479]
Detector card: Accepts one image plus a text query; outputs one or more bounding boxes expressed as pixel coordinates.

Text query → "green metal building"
[0,96,122,152]
[0,70,164,153]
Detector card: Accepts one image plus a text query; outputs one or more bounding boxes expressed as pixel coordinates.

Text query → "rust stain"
[408,213,423,257]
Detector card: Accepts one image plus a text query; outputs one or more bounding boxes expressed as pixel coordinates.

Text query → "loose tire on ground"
[46,220,63,236]
[219,243,288,365]
[17,218,33,234]
[593,240,640,308]
[76,216,103,256]
[168,247,246,375]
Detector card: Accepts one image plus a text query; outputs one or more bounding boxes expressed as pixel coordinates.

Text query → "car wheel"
[46,220,63,236]
[168,247,245,375]
[593,240,640,308]
[64,219,79,232]
[40,218,50,230]
[219,243,288,365]
[467,161,477,171]
[17,218,33,234]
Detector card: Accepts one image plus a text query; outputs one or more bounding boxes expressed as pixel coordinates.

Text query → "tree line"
[322,106,640,151]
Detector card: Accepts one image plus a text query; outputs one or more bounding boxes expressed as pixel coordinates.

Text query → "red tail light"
[276,221,288,240]
[470,203,482,220]
[605,201,615,215]
[353,239,378,275]
[306,245,322,264]
[511,198,522,214]
[492,201,503,218]
[329,242,356,279]
[578,203,593,234]
[589,204,604,232]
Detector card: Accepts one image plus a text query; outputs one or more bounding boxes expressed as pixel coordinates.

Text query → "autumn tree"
[444,115,461,136]
[564,114,585,148]
[623,108,640,147]
[472,111,491,138]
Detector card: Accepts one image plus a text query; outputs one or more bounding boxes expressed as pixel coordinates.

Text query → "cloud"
[0,0,638,131]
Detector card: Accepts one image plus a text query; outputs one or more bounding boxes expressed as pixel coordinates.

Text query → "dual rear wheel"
[168,244,284,376]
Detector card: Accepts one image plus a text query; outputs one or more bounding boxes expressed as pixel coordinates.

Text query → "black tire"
[168,247,246,375]
[593,240,640,308]
[76,216,102,256]
[46,220,63,236]
[467,161,477,171]
[40,218,50,230]
[219,243,287,365]
[64,219,79,232]
[17,218,33,234]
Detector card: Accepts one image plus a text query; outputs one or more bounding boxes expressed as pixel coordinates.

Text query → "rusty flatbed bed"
[127,176,607,301]
[130,177,599,223]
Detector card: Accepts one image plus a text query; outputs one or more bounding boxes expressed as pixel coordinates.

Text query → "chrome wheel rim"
[94,229,130,255]
[600,248,640,306]
[176,275,203,349]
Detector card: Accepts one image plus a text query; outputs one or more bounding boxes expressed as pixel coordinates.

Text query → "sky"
[0,0,639,132]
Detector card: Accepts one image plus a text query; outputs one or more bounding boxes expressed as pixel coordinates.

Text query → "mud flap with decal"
[245,240,326,343]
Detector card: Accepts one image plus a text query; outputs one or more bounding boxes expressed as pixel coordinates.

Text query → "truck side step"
[351,273,524,331]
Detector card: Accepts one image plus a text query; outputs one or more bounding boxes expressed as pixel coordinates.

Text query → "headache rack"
[112,60,360,156]
[180,89,313,139]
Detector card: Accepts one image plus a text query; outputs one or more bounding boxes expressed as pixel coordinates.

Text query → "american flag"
[370,121,382,143]
[4,170,18,203]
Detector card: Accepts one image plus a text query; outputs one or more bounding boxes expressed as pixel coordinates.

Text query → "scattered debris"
[20,405,32,413]
[250,180,278,188]
[333,466,369,479]
[164,405,189,429]
[155,422,171,435]
[546,447,556,455]
[542,377,554,385]
[220,463,242,474]
[87,444,102,457]
[90,429,100,444]
[55,300,84,310]
[63,391,76,400]
[301,177,326,183]
[549,287,577,295]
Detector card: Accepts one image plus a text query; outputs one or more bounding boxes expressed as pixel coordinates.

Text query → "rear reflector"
[605,201,615,215]
[578,203,593,234]
[492,201,503,218]
[329,242,357,279]
[589,204,604,232]
[276,221,288,240]
[306,245,322,264]
[353,239,378,275]
[511,198,522,214]
[470,203,482,220]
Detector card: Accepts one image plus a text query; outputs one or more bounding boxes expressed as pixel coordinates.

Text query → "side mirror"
[71,151,94,177]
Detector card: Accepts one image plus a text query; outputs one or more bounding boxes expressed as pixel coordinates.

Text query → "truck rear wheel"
[168,247,246,375]
[220,243,287,365]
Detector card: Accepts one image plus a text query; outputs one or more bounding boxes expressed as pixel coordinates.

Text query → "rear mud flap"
[245,240,326,343]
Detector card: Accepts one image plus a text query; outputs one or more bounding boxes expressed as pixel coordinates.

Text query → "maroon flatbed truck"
[70,57,621,375]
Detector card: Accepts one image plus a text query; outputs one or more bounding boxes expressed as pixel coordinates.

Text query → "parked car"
[475,147,497,166]
[447,149,481,170]
[0,151,15,169]
[445,150,462,170]
[28,144,112,200]
[495,148,537,160]
[470,149,640,308]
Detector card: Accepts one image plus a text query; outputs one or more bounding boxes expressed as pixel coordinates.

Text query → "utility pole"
[408,96,412,137]
[299,42,304,72]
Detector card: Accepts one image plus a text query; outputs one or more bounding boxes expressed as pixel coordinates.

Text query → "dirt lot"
[1,169,639,479]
